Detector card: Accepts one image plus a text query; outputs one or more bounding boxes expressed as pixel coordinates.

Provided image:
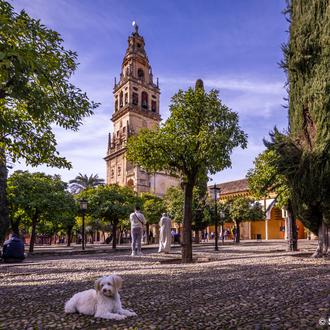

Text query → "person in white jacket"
[158,213,172,253]
[129,206,146,256]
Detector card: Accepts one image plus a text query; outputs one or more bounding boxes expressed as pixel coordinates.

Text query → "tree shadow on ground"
[0,250,328,330]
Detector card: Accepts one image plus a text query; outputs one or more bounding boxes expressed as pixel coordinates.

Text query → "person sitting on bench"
[2,232,25,263]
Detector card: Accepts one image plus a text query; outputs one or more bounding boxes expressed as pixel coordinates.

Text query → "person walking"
[158,213,172,253]
[130,206,146,256]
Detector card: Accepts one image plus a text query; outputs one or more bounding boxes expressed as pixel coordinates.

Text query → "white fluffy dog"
[64,275,136,320]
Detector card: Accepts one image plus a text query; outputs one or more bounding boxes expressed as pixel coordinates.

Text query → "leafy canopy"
[247,149,290,208]
[127,86,247,182]
[141,192,165,225]
[78,185,139,225]
[226,196,264,224]
[0,1,98,167]
[7,170,75,230]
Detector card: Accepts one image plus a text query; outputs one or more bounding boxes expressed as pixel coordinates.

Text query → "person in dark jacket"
[2,233,25,263]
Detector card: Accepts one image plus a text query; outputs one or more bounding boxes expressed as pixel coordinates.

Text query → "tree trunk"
[67,226,73,247]
[235,220,240,243]
[112,219,118,249]
[29,219,37,252]
[312,221,329,258]
[287,201,298,251]
[11,219,20,236]
[0,151,9,244]
[182,182,193,263]
[194,230,200,244]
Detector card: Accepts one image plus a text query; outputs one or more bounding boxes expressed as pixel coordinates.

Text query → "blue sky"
[11,0,289,185]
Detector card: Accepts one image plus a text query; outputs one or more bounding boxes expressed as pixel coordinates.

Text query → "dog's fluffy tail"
[64,298,76,314]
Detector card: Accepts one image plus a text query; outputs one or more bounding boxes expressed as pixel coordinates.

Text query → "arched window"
[138,68,144,81]
[125,93,128,105]
[115,100,118,111]
[151,100,157,113]
[141,91,148,109]
[132,92,138,105]
[119,91,123,107]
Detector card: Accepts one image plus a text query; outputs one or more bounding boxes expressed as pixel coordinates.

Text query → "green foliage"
[282,0,330,147]
[141,192,165,225]
[69,173,105,194]
[226,197,264,224]
[7,170,75,249]
[163,186,211,230]
[163,186,184,223]
[265,129,330,233]
[0,0,98,167]
[265,0,330,235]
[78,185,139,227]
[247,149,290,208]
[0,1,98,242]
[127,82,246,261]
[127,87,247,180]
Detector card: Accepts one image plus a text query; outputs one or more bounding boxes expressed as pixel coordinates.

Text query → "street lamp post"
[210,183,221,251]
[79,199,88,251]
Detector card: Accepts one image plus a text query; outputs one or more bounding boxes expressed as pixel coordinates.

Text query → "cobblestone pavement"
[0,241,329,330]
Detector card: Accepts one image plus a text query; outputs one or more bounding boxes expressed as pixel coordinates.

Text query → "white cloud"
[159,75,287,119]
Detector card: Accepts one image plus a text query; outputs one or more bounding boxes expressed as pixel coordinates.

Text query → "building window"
[125,93,128,105]
[115,100,118,111]
[118,166,121,176]
[138,68,144,81]
[141,91,148,109]
[132,92,138,105]
[151,100,157,113]
[120,92,123,107]
[111,169,114,178]
[119,91,123,107]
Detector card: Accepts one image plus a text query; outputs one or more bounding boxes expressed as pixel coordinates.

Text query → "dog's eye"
[108,283,111,286]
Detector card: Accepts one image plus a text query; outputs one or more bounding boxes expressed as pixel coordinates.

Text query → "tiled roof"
[209,178,248,195]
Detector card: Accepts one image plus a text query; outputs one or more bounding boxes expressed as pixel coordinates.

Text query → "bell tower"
[105,22,161,192]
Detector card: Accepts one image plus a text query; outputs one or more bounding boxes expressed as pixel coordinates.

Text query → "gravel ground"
[0,241,329,330]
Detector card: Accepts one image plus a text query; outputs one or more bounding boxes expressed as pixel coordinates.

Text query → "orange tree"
[127,80,247,262]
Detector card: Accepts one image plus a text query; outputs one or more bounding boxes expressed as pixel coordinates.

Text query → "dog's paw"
[114,314,127,320]
[128,311,137,317]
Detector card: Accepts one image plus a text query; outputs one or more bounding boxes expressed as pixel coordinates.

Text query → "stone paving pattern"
[0,241,329,330]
